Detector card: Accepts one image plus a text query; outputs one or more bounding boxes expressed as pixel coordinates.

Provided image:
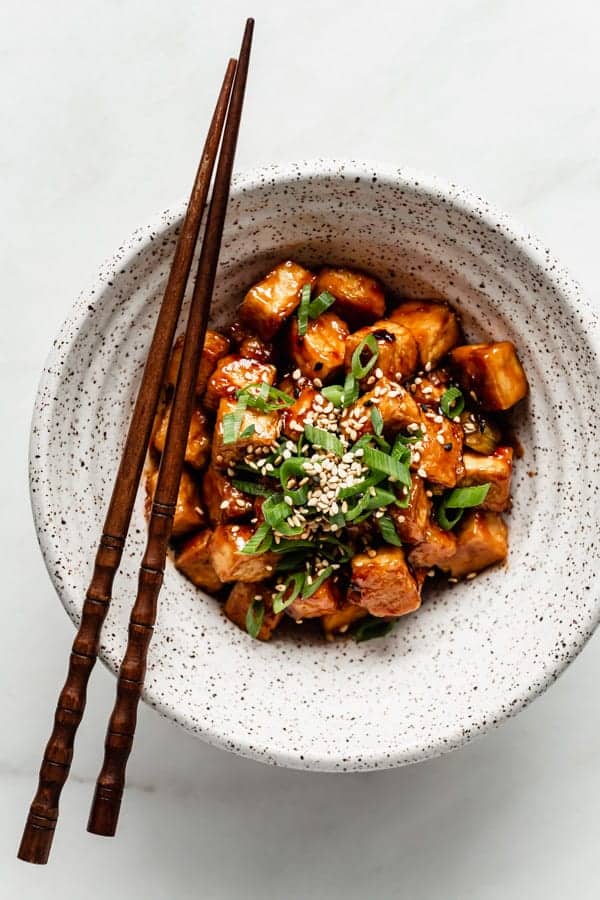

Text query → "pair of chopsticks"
[18,18,254,865]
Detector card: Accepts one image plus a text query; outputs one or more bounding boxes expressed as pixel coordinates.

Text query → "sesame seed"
[424,361,432,372]
[375,367,384,379]
[313,377,323,388]
[219,500,229,509]
[418,467,427,478]
[292,368,302,379]
[466,572,477,580]
[367,549,377,558]
[448,577,458,584]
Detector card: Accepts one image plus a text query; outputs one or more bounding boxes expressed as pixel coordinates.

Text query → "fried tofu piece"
[166,331,230,395]
[448,341,528,411]
[287,312,349,381]
[238,333,273,363]
[344,320,418,383]
[416,414,464,488]
[204,355,277,412]
[201,467,254,524]
[315,267,385,326]
[153,404,210,470]
[441,511,508,578]
[459,447,513,512]
[211,399,280,468]
[408,522,457,569]
[287,577,342,621]
[145,467,205,537]
[239,261,315,340]
[390,475,431,543]
[322,603,368,637]
[175,530,224,593]
[349,547,421,617]
[281,386,319,439]
[390,300,460,367]
[224,582,283,641]
[209,525,277,583]
[341,377,421,440]
[409,368,450,406]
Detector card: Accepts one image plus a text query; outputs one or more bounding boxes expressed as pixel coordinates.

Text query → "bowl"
[30,160,600,771]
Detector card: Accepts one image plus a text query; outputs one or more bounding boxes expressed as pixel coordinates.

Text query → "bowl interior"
[30,163,600,770]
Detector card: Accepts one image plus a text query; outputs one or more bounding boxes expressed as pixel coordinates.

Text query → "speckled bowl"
[30,160,600,771]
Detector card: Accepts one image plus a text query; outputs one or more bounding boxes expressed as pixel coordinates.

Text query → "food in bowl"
[146,261,528,642]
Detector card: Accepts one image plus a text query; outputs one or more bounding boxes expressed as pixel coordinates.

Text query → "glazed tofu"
[390,300,460,367]
[166,330,230,395]
[175,530,224,593]
[441,510,508,578]
[239,261,315,340]
[390,475,431,544]
[315,267,385,326]
[349,547,421,617]
[408,522,457,569]
[287,312,349,381]
[281,386,319,439]
[416,414,464,488]
[322,603,368,638]
[344,320,418,382]
[153,404,210,470]
[203,355,277,412]
[287,577,341,621]
[458,447,513,512]
[145,467,205,537]
[409,368,450,406]
[201,467,254,524]
[448,341,528,411]
[209,525,277,583]
[212,399,280,468]
[238,333,273,363]
[224,582,283,641]
[341,377,421,440]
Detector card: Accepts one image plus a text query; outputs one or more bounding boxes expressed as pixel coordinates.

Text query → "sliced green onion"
[272,571,305,614]
[321,384,345,408]
[239,424,256,439]
[279,457,307,487]
[440,386,465,418]
[363,446,411,487]
[262,494,291,528]
[303,424,345,456]
[308,291,336,319]
[437,483,491,530]
[271,539,317,554]
[276,552,312,573]
[370,406,384,436]
[237,382,294,412]
[241,522,273,555]
[231,478,271,496]
[342,371,359,407]
[297,284,311,337]
[245,598,264,638]
[302,566,334,598]
[353,616,394,643]
[351,334,379,379]
[222,396,247,444]
[338,470,387,499]
[378,515,403,547]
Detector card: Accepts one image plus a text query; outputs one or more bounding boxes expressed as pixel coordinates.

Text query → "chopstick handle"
[17,59,237,866]
[87,17,254,839]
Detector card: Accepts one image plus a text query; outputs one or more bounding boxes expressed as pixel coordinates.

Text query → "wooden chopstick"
[18,58,238,866]
[86,18,254,839]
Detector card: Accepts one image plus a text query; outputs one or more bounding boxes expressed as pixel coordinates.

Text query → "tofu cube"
[224,582,283,641]
[212,399,280,468]
[390,300,461,367]
[344,320,418,382]
[448,341,528,411]
[416,414,464,488]
[349,547,421,617]
[390,475,431,544]
[239,261,315,340]
[287,577,342,621]
[145,466,205,537]
[408,522,457,569]
[322,603,368,638]
[166,330,230,395]
[408,368,450,406]
[238,333,273,364]
[281,386,319,439]
[175,530,224,593]
[341,377,421,440]
[204,355,277,412]
[209,525,277,583]
[315,267,385,326]
[153,404,210,470]
[458,447,513,512]
[441,511,508,578]
[287,312,349,381]
[201,467,254,524]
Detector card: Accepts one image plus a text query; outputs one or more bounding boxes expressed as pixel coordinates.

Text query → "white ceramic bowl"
[30,160,600,771]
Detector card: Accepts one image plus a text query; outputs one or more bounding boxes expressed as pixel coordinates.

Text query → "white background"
[2,1,600,897]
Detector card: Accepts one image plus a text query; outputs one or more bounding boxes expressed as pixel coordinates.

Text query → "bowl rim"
[29,159,600,770]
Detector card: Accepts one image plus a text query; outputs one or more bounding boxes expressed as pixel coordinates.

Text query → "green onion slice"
[271,539,317,554]
[297,284,312,337]
[239,424,256,439]
[231,478,271,496]
[370,406,384,436]
[351,334,379,379]
[222,396,247,444]
[241,522,273,555]
[362,446,411,487]
[353,616,394,643]
[338,470,387,500]
[245,598,265,638]
[308,291,336,319]
[272,572,305,614]
[342,371,359,407]
[303,424,345,456]
[302,566,334,598]
[437,483,491,530]
[440,386,465,418]
[237,382,294,412]
[378,515,403,547]
[321,384,345,408]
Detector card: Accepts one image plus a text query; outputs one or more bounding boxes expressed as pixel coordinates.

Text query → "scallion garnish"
[297,284,312,337]
[321,384,345,408]
[342,372,359,407]
[308,291,336,319]
[437,483,491,530]
[262,494,292,529]
[351,334,379,379]
[245,598,264,638]
[222,396,247,444]
[302,566,334,598]
[378,515,403,547]
[303,424,345,456]
[239,424,256,439]
[440,386,465,418]
[362,446,411,487]
[241,522,273,555]
[231,478,271,496]
[370,406,384,436]
[237,383,294,412]
[272,571,305,614]
[353,616,394,643]
[271,539,317,554]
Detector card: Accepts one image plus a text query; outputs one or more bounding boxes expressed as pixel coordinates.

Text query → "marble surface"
[2,0,600,896]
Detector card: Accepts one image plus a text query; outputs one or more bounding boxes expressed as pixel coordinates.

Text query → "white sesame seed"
[375,367,384,379]
[292,368,302,379]
[466,572,477,580]
[417,467,427,478]
[424,361,432,372]
[367,549,377,558]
